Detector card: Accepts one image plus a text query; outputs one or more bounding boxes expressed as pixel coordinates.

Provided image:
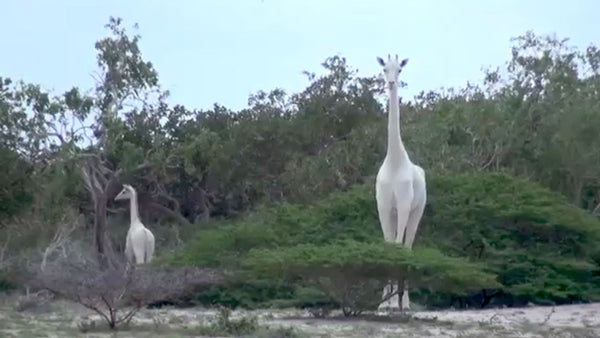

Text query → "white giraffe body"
[115,184,155,265]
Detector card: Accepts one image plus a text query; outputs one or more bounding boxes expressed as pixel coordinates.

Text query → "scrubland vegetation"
[1,16,600,336]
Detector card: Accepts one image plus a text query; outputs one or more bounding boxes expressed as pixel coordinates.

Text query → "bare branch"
[46,132,65,145]
[107,207,127,214]
[148,202,192,227]
[26,254,224,329]
[90,164,109,188]
[154,191,182,214]
[70,124,94,137]
[105,161,153,194]
[41,214,83,272]
[481,143,501,170]
[78,297,112,325]
[81,167,97,200]
[592,201,600,215]
[542,306,556,324]
[0,233,11,270]
[115,306,140,325]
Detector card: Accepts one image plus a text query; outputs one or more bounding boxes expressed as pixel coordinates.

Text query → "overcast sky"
[2,0,598,111]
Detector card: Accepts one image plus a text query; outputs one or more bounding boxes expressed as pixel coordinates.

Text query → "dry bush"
[1,208,88,298]
[4,205,225,330]
[1,208,86,272]
[20,245,223,329]
[13,289,54,312]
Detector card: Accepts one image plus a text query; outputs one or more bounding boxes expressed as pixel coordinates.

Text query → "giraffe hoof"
[378,305,401,313]
[392,307,405,313]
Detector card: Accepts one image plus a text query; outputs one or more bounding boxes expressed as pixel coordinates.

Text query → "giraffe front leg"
[401,280,410,311]
[376,186,400,312]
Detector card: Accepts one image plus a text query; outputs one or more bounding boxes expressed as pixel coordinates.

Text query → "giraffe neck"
[386,82,408,164]
[129,191,141,227]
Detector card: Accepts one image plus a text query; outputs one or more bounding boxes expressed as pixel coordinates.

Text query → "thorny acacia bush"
[166,173,600,311]
[22,254,223,330]
[242,241,499,316]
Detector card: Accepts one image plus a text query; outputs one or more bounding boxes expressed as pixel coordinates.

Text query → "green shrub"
[166,184,381,268]
[242,240,499,314]
[0,148,33,218]
[420,172,600,303]
[165,172,600,308]
[191,280,296,309]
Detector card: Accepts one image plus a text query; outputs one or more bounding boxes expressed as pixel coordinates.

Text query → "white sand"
[413,303,600,329]
[2,296,599,337]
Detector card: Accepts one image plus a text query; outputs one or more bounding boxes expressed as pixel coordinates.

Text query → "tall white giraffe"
[375,55,427,311]
[114,184,155,265]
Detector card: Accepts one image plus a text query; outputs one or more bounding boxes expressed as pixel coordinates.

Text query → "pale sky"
[1,0,598,111]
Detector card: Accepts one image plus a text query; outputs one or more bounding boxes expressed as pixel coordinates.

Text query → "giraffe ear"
[377,57,385,67]
[400,58,409,67]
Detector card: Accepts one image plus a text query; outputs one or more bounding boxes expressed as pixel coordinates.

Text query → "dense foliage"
[1,17,599,312]
[422,172,600,305]
[166,174,600,309]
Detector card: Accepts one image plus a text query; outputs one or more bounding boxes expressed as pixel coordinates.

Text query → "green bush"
[0,148,33,218]
[166,184,381,269]
[165,172,600,309]
[420,172,600,303]
[191,280,296,309]
[243,241,498,293]
[242,240,499,314]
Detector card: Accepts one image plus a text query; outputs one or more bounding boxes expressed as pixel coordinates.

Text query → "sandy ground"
[1,295,599,337]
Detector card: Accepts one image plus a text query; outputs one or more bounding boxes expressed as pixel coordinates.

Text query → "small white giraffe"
[375,55,427,312]
[114,184,155,265]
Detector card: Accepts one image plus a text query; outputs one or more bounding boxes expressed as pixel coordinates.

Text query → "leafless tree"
[24,246,223,329]
[40,213,84,272]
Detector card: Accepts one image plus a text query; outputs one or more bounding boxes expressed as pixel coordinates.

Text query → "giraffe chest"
[378,161,413,182]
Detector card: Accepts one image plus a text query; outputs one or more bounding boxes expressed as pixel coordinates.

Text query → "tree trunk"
[94,194,108,269]
[572,177,584,208]
[149,202,192,227]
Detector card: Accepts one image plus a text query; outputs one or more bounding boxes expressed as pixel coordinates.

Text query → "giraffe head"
[377,54,408,87]
[115,184,136,201]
